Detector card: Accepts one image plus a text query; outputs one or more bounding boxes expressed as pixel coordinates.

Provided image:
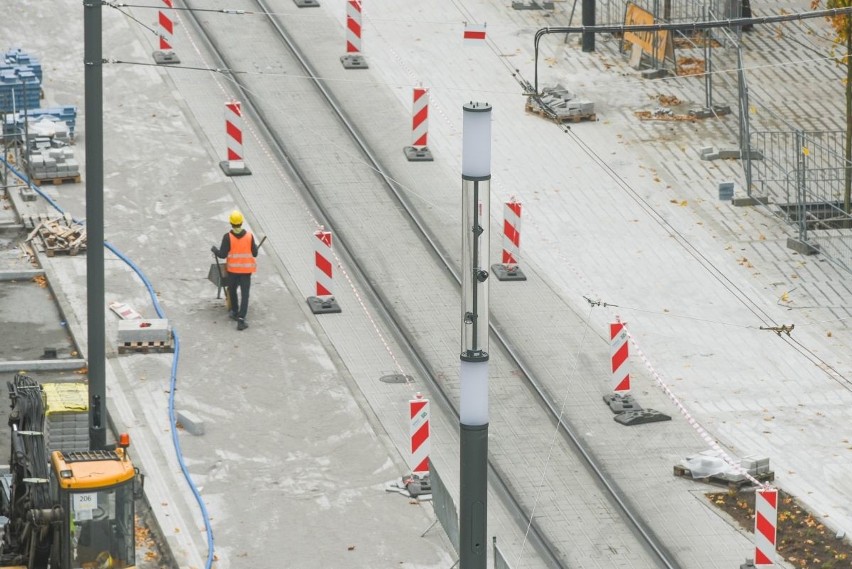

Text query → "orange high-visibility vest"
[226,231,256,274]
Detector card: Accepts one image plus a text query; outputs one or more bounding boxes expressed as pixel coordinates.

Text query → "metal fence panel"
[494,538,513,569]
[429,463,460,555]
[598,0,734,25]
[748,129,852,272]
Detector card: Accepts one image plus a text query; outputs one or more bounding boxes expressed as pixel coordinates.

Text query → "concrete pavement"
[3,0,850,568]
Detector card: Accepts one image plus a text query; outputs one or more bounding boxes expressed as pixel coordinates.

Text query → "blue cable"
[2,157,215,569]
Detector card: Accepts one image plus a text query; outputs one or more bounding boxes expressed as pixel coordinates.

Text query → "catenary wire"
[110,0,852,560]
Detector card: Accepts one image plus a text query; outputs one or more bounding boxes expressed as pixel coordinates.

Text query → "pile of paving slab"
[1,47,79,183]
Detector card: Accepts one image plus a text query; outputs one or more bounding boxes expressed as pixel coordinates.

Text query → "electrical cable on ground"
[0,157,215,569]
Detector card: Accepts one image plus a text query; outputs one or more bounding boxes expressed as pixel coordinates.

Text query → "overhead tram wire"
[562,124,852,385]
[115,0,844,390]
[490,5,852,389]
[174,1,674,565]
[107,2,257,15]
[104,4,850,100]
[153,0,852,397]
[523,33,852,391]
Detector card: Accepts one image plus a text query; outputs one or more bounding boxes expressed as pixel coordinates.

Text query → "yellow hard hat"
[229,210,244,226]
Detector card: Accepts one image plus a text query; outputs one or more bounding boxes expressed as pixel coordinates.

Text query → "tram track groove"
[178,1,682,567]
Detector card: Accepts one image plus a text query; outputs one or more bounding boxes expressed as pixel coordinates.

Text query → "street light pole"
[459,101,492,569]
[83,0,107,451]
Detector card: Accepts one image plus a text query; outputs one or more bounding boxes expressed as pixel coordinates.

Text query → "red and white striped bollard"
[307,229,341,314]
[153,0,180,64]
[219,101,251,176]
[502,200,522,265]
[341,0,368,68]
[754,488,778,567]
[403,88,433,161]
[610,321,631,393]
[409,393,430,475]
[463,22,487,45]
[491,198,526,280]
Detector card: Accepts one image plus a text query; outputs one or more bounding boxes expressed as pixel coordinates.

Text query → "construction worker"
[211,210,258,330]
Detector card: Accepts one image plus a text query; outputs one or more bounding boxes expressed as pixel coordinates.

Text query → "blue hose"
[2,158,215,569]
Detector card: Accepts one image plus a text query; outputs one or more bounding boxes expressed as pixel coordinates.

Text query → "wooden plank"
[32,174,81,187]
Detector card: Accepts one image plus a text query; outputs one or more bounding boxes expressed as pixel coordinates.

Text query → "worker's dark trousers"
[228,273,252,319]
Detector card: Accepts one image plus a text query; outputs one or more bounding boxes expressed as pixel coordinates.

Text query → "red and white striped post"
[412,88,429,148]
[159,1,174,51]
[463,22,487,45]
[491,198,526,280]
[502,200,522,265]
[610,321,631,393]
[153,0,180,64]
[409,393,430,475]
[403,88,433,161]
[314,229,333,297]
[307,229,341,314]
[341,0,368,68]
[219,101,251,176]
[754,488,778,567]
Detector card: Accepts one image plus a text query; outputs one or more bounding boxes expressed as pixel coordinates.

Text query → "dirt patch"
[674,35,722,49]
[708,490,852,568]
[634,110,697,122]
[657,94,683,107]
[677,56,706,76]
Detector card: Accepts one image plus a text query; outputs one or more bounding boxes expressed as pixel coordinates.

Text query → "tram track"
[178,1,681,567]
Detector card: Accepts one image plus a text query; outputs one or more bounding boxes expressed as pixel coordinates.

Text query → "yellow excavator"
[0,373,140,569]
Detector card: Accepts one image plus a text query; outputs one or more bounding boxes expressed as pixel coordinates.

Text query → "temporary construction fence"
[428,463,517,568]
[597,0,746,25]
[600,1,852,275]
[428,463,459,555]
[746,128,852,273]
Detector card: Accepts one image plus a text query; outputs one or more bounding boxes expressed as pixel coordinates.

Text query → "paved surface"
[2,0,851,568]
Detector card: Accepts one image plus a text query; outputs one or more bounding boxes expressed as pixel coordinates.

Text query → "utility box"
[42,382,89,453]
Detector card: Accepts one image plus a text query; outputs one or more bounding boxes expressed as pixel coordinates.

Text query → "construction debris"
[26,217,86,256]
[385,474,432,500]
[656,94,682,107]
[109,301,143,320]
[634,110,696,122]
[677,56,705,76]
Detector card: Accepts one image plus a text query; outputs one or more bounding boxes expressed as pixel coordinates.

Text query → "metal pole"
[581,0,595,52]
[796,130,808,244]
[2,111,7,185]
[704,7,712,110]
[564,0,579,44]
[22,79,30,173]
[652,0,659,69]
[737,46,753,197]
[460,102,491,569]
[84,0,107,451]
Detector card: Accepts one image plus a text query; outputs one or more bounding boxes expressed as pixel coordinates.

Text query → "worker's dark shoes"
[228,311,238,321]
[237,318,248,331]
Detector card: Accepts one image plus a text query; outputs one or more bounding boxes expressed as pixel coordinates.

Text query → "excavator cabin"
[0,374,139,569]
